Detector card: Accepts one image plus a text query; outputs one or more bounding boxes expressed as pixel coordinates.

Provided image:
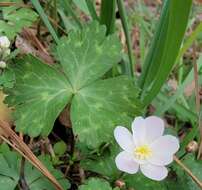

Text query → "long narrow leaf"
[176,22,202,64]
[86,0,99,21]
[117,0,135,78]
[100,0,116,35]
[61,0,82,29]
[31,0,59,44]
[140,0,192,106]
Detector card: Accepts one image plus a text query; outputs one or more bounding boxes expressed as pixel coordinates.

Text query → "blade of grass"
[31,0,59,44]
[176,22,202,65]
[61,0,82,29]
[117,0,135,78]
[100,0,116,35]
[86,0,99,21]
[138,0,169,88]
[140,0,192,106]
[58,9,77,31]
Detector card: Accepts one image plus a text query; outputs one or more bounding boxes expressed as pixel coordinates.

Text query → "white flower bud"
[3,49,10,57]
[0,61,6,69]
[0,36,10,49]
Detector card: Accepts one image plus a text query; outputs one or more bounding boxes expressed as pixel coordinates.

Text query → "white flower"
[114,116,179,181]
[0,61,6,69]
[0,36,10,49]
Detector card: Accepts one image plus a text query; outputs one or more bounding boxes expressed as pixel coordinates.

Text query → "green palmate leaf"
[25,155,70,190]
[71,76,141,147]
[79,178,112,190]
[6,22,141,147]
[0,0,38,39]
[5,55,73,137]
[56,21,122,91]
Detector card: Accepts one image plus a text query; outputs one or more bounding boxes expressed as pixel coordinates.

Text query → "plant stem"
[174,156,202,189]
[31,0,59,44]
[117,0,135,78]
[85,0,99,21]
[193,42,202,159]
[19,157,30,190]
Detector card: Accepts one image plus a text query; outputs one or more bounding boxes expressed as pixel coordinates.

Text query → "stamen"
[134,145,152,160]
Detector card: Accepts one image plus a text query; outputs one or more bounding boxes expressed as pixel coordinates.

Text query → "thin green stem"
[85,0,99,21]
[117,0,135,78]
[31,0,59,44]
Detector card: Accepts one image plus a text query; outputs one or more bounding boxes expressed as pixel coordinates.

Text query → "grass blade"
[100,0,116,35]
[61,0,82,29]
[139,0,192,106]
[117,0,135,78]
[176,22,202,64]
[86,0,99,21]
[31,0,59,44]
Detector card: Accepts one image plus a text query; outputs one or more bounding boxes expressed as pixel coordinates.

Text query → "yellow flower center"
[134,145,152,160]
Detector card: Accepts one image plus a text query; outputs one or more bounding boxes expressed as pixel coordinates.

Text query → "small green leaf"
[80,143,121,180]
[0,145,20,190]
[0,0,38,39]
[0,68,15,88]
[0,145,70,190]
[71,76,141,147]
[53,141,67,156]
[25,155,70,190]
[79,178,112,190]
[5,55,73,137]
[56,21,122,91]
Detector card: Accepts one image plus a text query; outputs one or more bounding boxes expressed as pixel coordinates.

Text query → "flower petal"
[148,153,173,166]
[140,164,168,181]
[114,126,135,152]
[145,116,164,143]
[132,117,146,146]
[150,135,180,155]
[115,151,139,174]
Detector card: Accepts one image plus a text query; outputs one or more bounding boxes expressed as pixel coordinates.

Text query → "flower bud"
[115,179,125,188]
[3,49,10,56]
[0,61,6,69]
[186,140,198,153]
[0,36,10,49]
